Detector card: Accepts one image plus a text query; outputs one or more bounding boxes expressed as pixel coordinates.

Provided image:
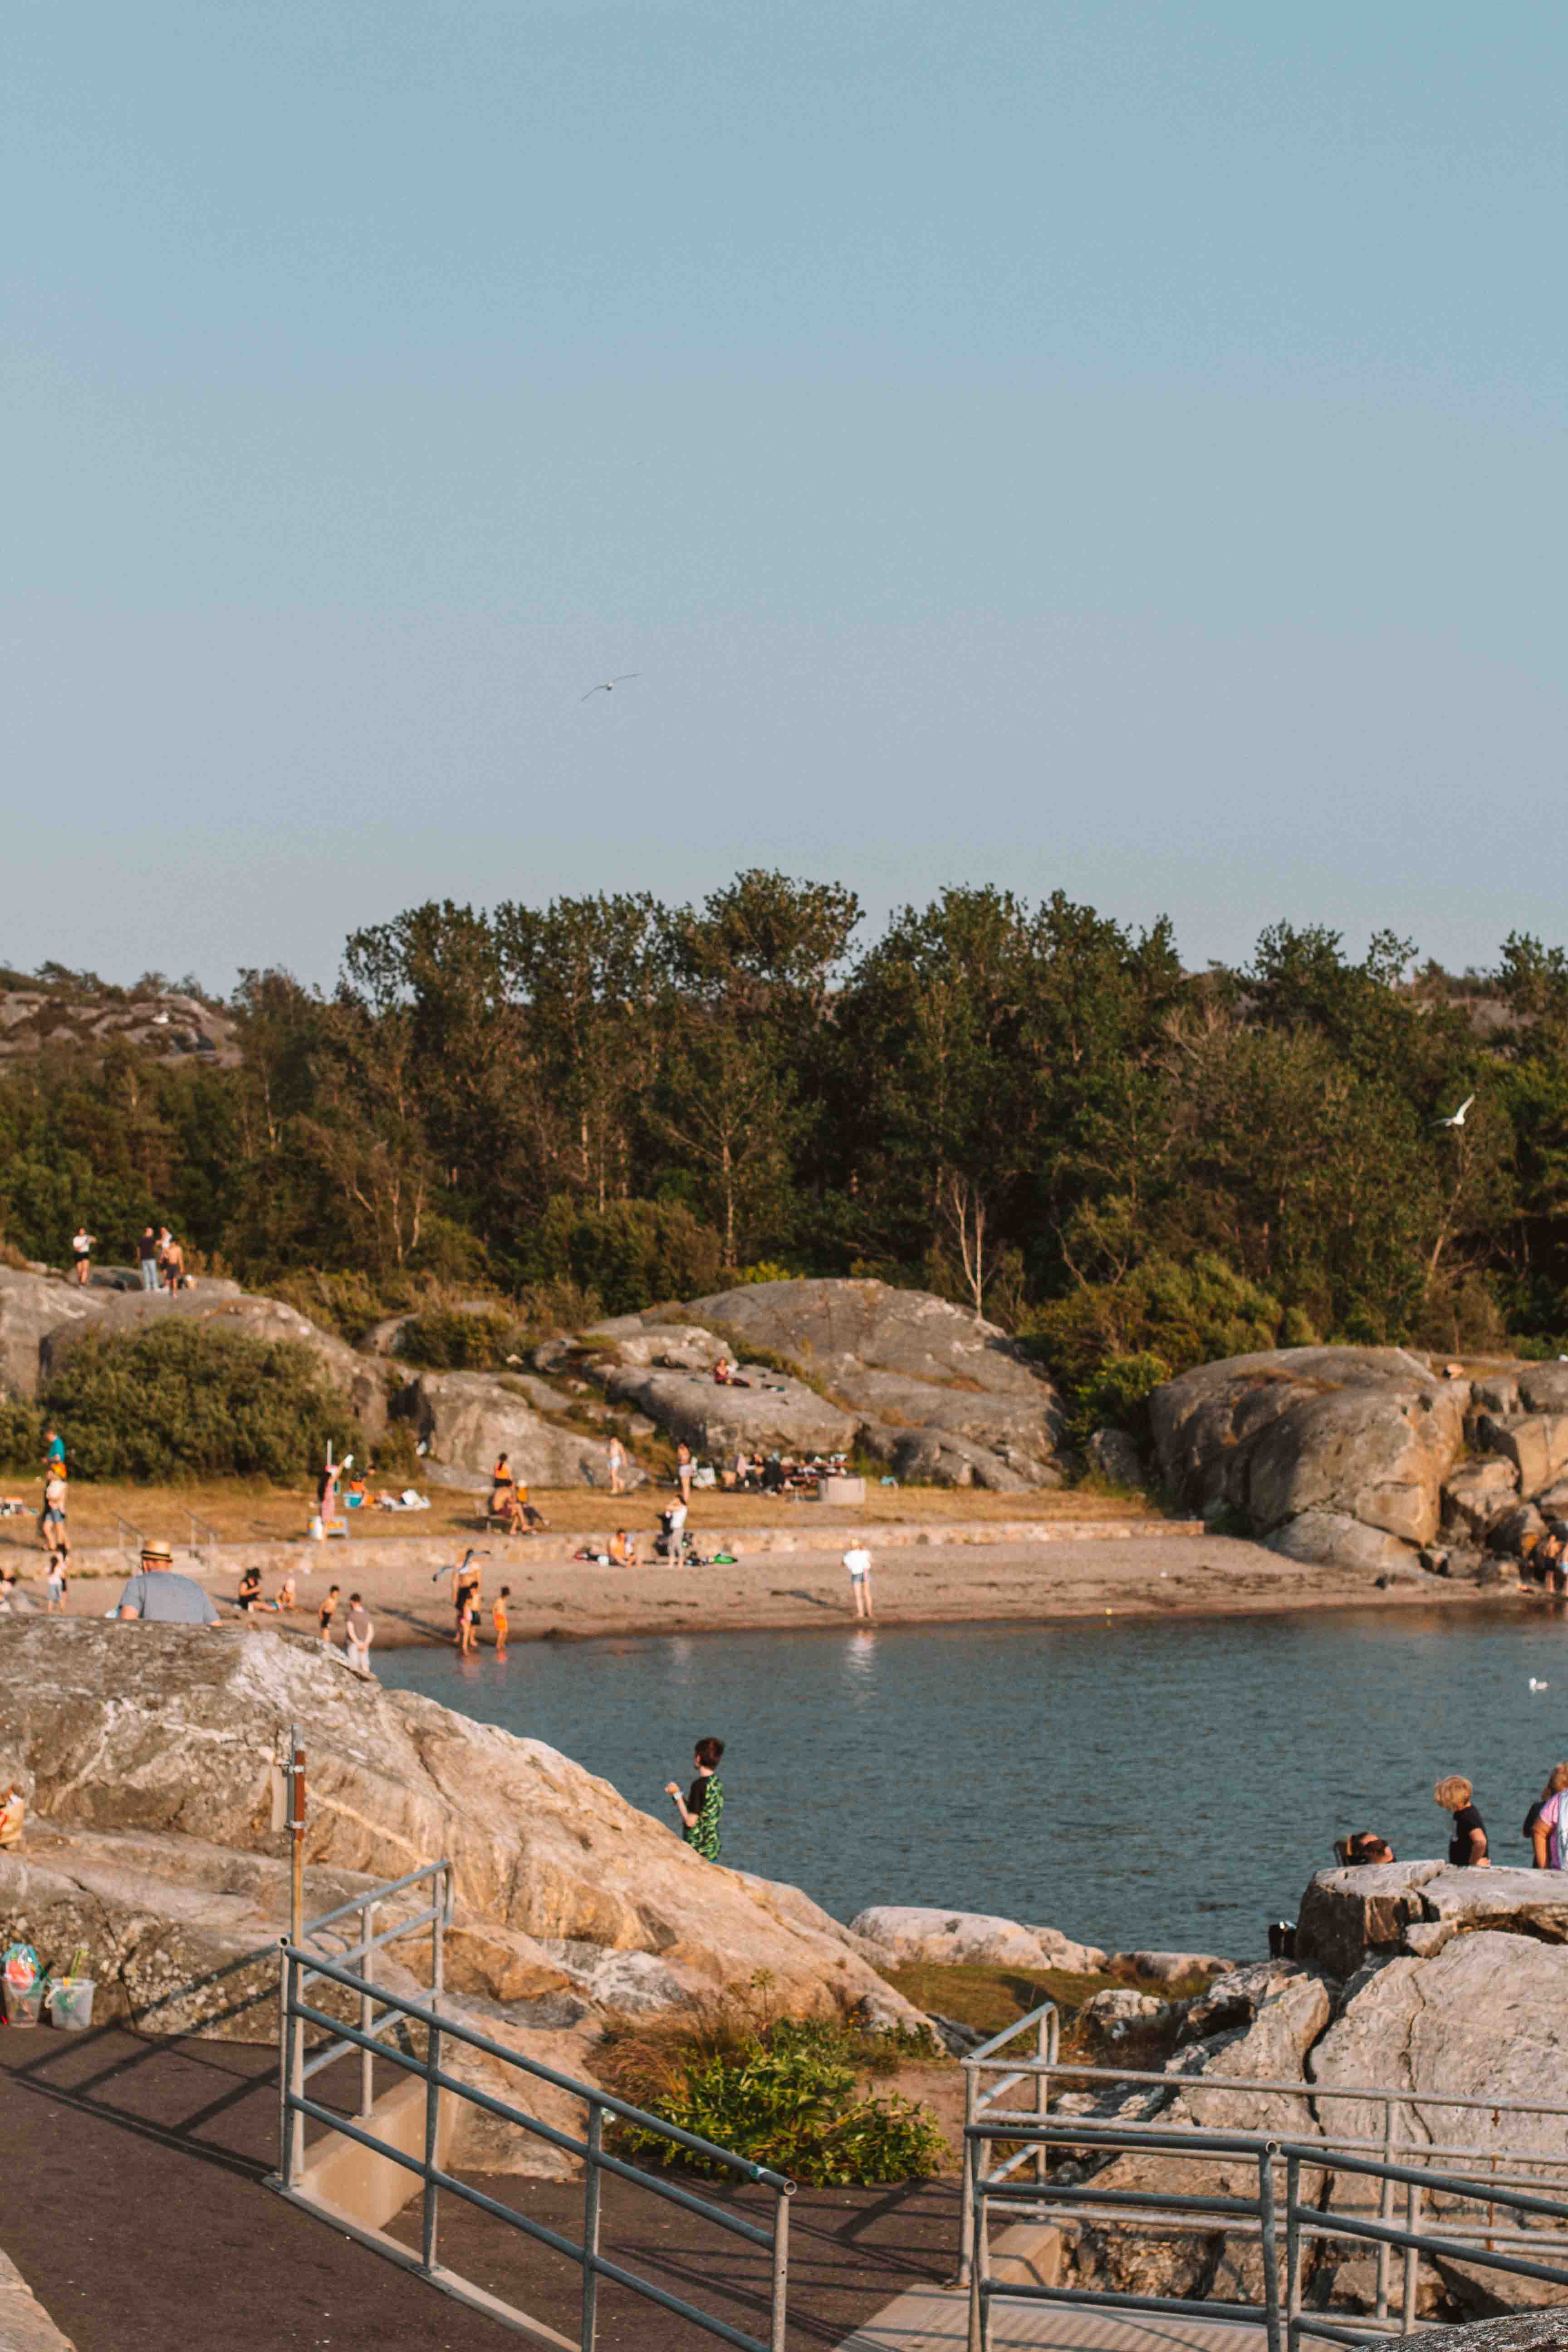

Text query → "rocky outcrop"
[0,985,239,1068]
[584,1278,1068,1485]
[392,1370,641,1487]
[1298,1861,1568,1976]
[0,1622,908,2030]
[1151,1348,1469,1573]
[0,1267,111,1399]
[850,1904,1108,1975]
[21,1271,389,1435]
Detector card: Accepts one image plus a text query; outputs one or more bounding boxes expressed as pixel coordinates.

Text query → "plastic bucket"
[47,1978,95,2031]
[1,1976,44,2026]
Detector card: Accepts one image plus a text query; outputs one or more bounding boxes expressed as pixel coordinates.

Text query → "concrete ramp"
[835,2284,1268,2351]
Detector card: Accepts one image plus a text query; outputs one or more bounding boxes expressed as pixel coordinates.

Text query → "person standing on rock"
[607,1435,627,1496]
[71,1225,95,1285]
[843,1541,874,1620]
[137,1225,160,1292]
[318,1583,340,1647]
[1435,1774,1490,1867]
[666,1737,725,1861]
[345,1592,375,1676]
[116,1538,220,1623]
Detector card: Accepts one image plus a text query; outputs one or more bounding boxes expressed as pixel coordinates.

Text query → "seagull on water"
[580,674,640,701]
[1530,1677,1550,1692]
[1434,1094,1475,1129]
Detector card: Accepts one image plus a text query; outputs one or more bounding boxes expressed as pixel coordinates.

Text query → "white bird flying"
[580,674,640,701]
[1435,1095,1475,1129]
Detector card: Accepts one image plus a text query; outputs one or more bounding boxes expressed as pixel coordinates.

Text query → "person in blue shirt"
[116,1539,221,1624]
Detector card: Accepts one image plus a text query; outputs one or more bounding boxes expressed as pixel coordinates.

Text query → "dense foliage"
[23,1325,354,1481]
[3,874,1564,1420]
[602,1999,946,2185]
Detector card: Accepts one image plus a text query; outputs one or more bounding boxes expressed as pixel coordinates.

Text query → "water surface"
[378,1604,1567,1954]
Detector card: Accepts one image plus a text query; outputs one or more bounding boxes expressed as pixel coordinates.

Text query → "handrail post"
[1285,2150,1302,2352]
[1376,2095,1396,2318]
[1035,2011,1049,2185]
[959,2062,979,2283]
[277,1943,294,2188]
[420,2004,443,2273]
[284,1946,304,2181]
[1259,2145,1282,2352]
[1402,2176,1421,2334]
[769,2176,790,2352]
[359,1899,376,2117]
[967,2128,987,2352]
[580,2103,603,2352]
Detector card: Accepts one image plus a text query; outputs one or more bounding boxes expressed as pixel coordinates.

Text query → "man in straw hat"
[116,1538,221,1624]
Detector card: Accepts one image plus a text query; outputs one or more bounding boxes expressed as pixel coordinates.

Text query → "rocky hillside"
[1152,1345,1568,1578]
[0,1620,919,2172]
[0,987,239,1066]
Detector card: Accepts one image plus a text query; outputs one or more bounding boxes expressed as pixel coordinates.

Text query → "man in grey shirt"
[116,1538,221,1624]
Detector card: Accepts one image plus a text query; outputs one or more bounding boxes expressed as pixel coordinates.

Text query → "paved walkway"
[837,2282,1269,2350]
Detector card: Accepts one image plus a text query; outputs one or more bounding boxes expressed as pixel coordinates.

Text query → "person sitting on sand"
[608,1528,638,1567]
[1435,1774,1490,1867]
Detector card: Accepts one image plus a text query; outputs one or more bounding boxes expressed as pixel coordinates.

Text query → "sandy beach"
[12,1523,1509,1649]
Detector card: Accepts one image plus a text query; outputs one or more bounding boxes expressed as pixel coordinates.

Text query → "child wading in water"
[666,1737,725,1861]
[492,1586,510,1656]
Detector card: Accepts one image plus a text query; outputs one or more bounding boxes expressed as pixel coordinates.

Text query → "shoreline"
[15,1530,1524,1650]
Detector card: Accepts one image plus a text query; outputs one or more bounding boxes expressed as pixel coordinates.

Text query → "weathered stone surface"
[1364,2318,1568,2352]
[1088,1428,1145,1487]
[37,1280,389,1436]
[849,1903,1104,1973]
[1266,1509,1421,1575]
[600,1362,856,1457]
[1442,1456,1521,1536]
[1296,1862,1443,1976]
[392,1370,640,1488]
[1497,1415,1568,1501]
[1152,1348,1468,1569]
[683,1279,1058,1402]
[858,1420,1059,1491]
[0,1622,913,2030]
[0,1267,109,1400]
[0,2246,77,2352]
[1517,1367,1568,1417]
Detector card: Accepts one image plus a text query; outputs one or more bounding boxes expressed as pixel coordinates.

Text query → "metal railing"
[188,1512,223,1563]
[114,1514,145,1561]
[965,2112,1568,2352]
[961,2002,1568,2345]
[269,1862,794,2351]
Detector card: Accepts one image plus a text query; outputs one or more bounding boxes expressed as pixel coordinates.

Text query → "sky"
[4,2,1566,993]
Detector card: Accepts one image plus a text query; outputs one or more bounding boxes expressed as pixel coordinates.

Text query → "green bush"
[0,1397,44,1477]
[603,2007,946,2186]
[396,1307,519,1370]
[40,1323,353,1481]
[533,1196,724,1318]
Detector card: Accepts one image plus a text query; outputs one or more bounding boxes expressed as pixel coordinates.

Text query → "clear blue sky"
[5,2,1564,990]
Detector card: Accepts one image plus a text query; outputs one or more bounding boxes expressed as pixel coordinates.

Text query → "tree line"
[5,872,1568,1401]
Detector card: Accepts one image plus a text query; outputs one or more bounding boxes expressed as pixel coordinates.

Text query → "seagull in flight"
[1435,1095,1475,1129]
[580,674,640,701]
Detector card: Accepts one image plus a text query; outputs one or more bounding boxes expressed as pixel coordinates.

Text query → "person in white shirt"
[345,1592,375,1677]
[71,1227,96,1286]
[843,1543,874,1620]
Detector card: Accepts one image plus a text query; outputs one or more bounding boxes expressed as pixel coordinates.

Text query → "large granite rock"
[1298,1862,1568,1976]
[850,1903,1107,1974]
[585,1278,1067,1480]
[1151,1348,1468,1570]
[0,1267,110,1399]
[0,1621,906,2030]
[36,1279,389,1436]
[394,1369,646,1486]
[600,1359,856,1458]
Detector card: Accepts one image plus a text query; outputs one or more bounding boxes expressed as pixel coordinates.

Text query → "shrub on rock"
[41,1322,354,1480]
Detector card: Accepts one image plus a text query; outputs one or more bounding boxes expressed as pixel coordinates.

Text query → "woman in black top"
[1435,1774,1490,1867]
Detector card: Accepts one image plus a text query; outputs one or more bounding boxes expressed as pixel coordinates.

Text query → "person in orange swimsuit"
[492,1585,510,1656]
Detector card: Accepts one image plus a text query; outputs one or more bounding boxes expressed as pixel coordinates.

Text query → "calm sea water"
[377,1605,1568,1956]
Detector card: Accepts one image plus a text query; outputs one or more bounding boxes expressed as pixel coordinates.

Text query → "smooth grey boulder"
[600,1361,855,1457]
[858,1421,1060,1491]
[1496,1414,1568,1500]
[392,1370,640,1487]
[1296,1862,1568,1976]
[849,1903,1106,1973]
[0,1267,109,1399]
[1151,1348,1468,1569]
[37,1280,389,1436]
[1088,1427,1145,1487]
